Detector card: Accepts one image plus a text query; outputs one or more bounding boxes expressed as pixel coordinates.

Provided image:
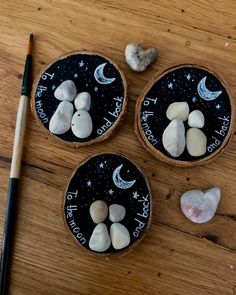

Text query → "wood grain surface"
[0,1,236,294]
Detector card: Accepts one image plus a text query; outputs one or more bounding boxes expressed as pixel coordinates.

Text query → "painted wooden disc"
[32,51,127,147]
[63,153,152,255]
[135,64,234,166]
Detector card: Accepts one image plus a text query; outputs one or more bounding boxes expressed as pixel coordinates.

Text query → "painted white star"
[99,162,104,168]
[109,189,114,195]
[79,60,84,67]
[168,82,173,89]
[186,74,191,81]
[52,84,56,90]
[192,96,197,103]
[216,104,221,109]
[74,73,78,78]
[87,180,92,187]
[94,86,98,92]
[133,191,139,199]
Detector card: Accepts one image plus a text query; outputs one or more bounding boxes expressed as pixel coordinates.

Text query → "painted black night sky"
[139,65,232,161]
[34,53,125,142]
[64,154,151,254]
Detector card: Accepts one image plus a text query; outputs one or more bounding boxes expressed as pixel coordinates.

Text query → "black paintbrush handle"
[21,55,31,96]
[0,178,19,295]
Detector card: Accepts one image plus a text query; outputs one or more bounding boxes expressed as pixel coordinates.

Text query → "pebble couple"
[88,200,130,252]
[163,103,221,223]
[49,80,93,138]
[162,102,207,157]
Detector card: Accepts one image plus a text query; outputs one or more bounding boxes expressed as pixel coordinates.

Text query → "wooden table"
[0,1,236,294]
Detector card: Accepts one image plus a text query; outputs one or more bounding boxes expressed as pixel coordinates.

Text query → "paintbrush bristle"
[27,34,33,55]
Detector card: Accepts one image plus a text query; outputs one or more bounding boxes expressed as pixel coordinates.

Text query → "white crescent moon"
[112,165,136,189]
[94,63,116,85]
[197,76,222,101]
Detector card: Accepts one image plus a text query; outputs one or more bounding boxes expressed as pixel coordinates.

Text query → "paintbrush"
[0,34,33,295]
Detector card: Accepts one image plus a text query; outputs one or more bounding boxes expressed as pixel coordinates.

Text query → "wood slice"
[135,63,235,167]
[63,153,152,257]
[31,51,128,147]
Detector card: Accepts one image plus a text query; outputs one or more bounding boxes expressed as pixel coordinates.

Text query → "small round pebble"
[74,92,91,111]
[109,204,126,223]
[166,101,189,121]
[54,80,77,101]
[89,200,108,224]
[188,110,205,128]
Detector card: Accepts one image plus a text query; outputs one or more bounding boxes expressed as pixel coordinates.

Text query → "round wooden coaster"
[63,153,152,256]
[32,51,127,147]
[135,64,235,167]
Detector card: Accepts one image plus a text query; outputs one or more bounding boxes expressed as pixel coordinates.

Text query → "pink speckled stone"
[180,188,221,223]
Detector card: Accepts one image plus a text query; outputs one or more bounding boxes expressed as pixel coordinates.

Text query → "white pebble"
[188,110,205,128]
[110,223,130,250]
[125,43,157,72]
[71,110,93,139]
[89,200,108,224]
[166,102,189,121]
[89,223,111,252]
[54,80,77,101]
[162,119,185,157]
[74,92,91,111]
[186,128,207,157]
[109,204,126,223]
[49,101,73,135]
[180,187,221,223]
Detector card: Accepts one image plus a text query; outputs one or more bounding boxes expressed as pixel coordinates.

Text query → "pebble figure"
[49,81,93,139]
[71,92,93,139]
